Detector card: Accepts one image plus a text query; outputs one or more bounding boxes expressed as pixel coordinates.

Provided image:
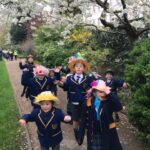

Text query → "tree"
[125,38,150,143]
[10,24,27,44]
[53,0,150,46]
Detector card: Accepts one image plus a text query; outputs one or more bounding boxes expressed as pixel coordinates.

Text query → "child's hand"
[92,72,102,79]
[123,82,128,89]
[19,119,27,126]
[61,76,67,82]
[54,80,59,85]
[64,115,71,122]
[104,87,111,95]
[58,81,64,86]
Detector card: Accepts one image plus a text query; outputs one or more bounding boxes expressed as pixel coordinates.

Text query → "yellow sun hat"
[68,52,90,73]
[34,91,60,105]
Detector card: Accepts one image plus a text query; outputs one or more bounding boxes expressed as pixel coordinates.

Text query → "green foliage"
[33,25,109,69]
[0,61,22,149]
[0,26,9,49]
[92,29,131,74]
[10,24,27,44]
[125,38,150,143]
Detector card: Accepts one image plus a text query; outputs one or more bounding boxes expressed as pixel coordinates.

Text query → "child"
[19,91,71,150]
[78,80,123,150]
[26,65,56,109]
[19,55,35,98]
[60,53,93,140]
[105,69,128,122]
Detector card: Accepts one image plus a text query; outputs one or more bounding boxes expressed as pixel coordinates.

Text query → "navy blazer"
[26,77,54,102]
[79,93,122,149]
[62,74,93,103]
[21,107,64,147]
[105,79,124,94]
[19,62,35,86]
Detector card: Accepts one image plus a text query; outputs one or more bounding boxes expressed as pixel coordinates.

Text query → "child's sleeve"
[21,109,38,122]
[47,77,55,86]
[108,93,122,112]
[54,72,61,80]
[114,79,124,88]
[61,77,70,91]
[19,62,26,70]
[57,109,65,122]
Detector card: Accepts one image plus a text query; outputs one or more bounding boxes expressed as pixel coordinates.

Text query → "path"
[5,59,149,150]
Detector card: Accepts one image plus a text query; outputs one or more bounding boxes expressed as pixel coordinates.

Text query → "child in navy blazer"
[19,55,35,98]
[60,53,93,140]
[105,69,128,122]
[19,91,71,150]
[78,80,123,150]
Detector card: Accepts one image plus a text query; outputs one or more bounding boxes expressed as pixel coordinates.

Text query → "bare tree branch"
[137,27,150,36]
[78,23,126,35]
[94,0,109,10]
[129,17,144,23]
[120,0,126,9]
[100,18,115,29]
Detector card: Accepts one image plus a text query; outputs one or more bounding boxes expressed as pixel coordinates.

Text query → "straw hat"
[35,91,60,105]
[68,52,90,73]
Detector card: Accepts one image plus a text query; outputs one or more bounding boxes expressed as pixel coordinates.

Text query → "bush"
[33,25,109,69]
[10,24,27,44]
[125,38,150,143]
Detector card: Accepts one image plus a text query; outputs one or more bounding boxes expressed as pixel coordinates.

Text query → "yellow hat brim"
[34,94,60,105]
[68,59,90,73]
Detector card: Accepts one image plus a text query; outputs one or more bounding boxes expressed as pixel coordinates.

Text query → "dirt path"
[5,60,149,150]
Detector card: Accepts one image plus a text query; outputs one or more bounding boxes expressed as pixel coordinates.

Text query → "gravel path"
[5,60,149,150]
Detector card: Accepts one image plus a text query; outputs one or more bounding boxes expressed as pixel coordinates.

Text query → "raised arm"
[108,93,122,112]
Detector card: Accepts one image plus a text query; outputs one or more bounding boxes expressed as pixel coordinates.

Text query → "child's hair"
[73,63,85,68]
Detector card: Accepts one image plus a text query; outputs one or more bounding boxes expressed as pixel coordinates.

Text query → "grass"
[0,60,21,150]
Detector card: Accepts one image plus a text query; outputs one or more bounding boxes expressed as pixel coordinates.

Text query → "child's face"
[40,101,53,112]
[49,71,55,77]
[74,63,85,74]
[105,73,113,80]
[96,90,106,99]
[37,74,45,80]
[28,57,33,63]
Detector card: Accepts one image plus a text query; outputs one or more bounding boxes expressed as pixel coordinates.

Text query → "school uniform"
[78,93,123,150]
[105,79,124,94]
[19,62,35,98]
[105,79,125,122]
[21,107,64,149]
[61,67,71,75]
[26,76,54,108]
[49,76,58,96]
[19,62,35,86]
[62,73,93,122]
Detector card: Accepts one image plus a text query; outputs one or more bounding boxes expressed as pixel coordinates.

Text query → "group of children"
[1,49,18,61]
[18,53,128,150]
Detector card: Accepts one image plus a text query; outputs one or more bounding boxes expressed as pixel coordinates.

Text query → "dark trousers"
[41,144,60,150]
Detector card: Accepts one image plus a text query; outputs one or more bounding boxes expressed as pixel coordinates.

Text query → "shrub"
[125,38,150,143]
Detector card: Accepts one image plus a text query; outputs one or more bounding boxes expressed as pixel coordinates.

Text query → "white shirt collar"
[74,73,83,78]
[74,74,84,83]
